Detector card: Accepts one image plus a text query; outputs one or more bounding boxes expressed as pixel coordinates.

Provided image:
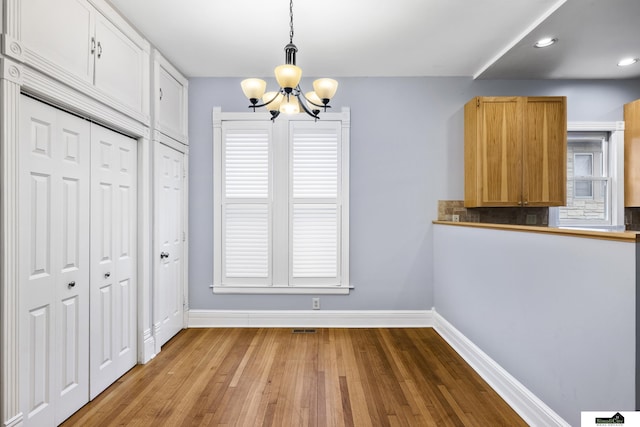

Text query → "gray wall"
[433,224,637,426]
[188,76,640,310]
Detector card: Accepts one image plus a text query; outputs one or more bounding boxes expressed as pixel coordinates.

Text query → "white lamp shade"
[274,64,302,89]
[263,92,283,111]
[241,78,267,100]
[280,96,300,114]
[312,78,338,100]
[305,91,323,110]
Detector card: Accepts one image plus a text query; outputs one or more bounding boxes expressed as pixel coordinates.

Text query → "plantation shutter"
[213,108,349,294]
[220,123,272,285]
[289,121,341,286]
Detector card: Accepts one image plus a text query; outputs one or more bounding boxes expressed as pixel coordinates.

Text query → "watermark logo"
[582,411,639,426]
[595,413,624,425]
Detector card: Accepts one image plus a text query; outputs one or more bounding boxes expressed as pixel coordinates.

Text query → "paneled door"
[19,96,91,425]
[89,124,137,399]
[155,142,185,347]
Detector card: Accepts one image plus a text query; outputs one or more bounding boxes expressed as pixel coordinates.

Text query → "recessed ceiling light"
[618,57,639,67]
[534,37,558,48]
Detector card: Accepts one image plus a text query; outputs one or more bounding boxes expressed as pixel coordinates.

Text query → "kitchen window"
[212,108,350,294]
[549,122,624,229]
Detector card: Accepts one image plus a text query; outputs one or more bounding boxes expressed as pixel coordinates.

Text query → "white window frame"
[549,121,625,230]
[212,107,350,294]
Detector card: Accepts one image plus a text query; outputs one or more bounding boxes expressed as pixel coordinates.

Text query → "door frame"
[152,133,189,354]
[1,57,155,426]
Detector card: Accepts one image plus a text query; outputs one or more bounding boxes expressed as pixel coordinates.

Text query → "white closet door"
[90,124,137,399]
[155,142,185,347]
[19,96,91,425]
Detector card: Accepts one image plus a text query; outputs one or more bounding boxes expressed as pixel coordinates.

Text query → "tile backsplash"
[438,200,548,226]
[624,207,640,231]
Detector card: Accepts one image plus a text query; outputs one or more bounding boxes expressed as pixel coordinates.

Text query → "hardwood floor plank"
[61,328,528,427]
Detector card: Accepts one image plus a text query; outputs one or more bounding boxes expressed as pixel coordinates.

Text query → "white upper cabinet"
[11,0,150,123]
[93,11,146,114]
[153,50,189,144]
[20,0,95,85]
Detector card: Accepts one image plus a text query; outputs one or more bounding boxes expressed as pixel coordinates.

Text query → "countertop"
[433,221,640,242]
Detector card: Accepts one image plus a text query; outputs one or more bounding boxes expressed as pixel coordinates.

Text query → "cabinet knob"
[523,201,529,206]
[68,281,76,288]
[104,272,111,278]
[160,251,170,259]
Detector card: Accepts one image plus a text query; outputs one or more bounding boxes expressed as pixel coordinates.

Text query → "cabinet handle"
[91,37,96,54]
[97,41,103,59]
[523,201,529,206]
[68,281,76,288]
[159,88,163,101]
[160,251,169,259]
[104,272,111,278]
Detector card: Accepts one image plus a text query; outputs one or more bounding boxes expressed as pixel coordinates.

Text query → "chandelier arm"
[247,91,284,109]
[300,91,328,110]
[296,93,320,119]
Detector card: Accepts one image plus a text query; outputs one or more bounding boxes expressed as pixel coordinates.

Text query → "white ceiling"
[108,0,640,80]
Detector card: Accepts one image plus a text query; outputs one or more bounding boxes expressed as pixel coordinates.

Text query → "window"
[550,122,624,229]
[212,108,350,294]
[573,153,594,198]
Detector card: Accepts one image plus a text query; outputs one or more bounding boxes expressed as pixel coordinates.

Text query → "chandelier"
[240,0,338,121]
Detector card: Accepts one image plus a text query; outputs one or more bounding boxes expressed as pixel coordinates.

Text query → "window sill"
[212,285,351,295]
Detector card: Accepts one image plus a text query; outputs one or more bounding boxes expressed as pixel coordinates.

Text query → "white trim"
[137,132,155,364]
[433,310,570,427]
[0,56,24,427]
[212,285,350,295]
[188,309,433,328]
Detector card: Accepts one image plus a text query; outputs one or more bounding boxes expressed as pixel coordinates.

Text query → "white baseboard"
[188,309,433,328]
[433,310,570,427]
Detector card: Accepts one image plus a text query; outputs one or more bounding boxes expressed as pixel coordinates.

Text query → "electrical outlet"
[452,214,460,222]
[312,297,320,310]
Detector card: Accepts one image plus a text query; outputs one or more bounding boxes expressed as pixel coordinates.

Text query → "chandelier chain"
[289,0,294,43]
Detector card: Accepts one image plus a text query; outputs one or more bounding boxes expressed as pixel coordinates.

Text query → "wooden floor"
[62,328,527,427]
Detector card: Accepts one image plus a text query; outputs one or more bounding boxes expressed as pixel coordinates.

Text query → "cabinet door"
[477,97,522,206]
[94,11,145,114]
[20,0,95,84]
[624,99,640,207]
[154,52,189,143]
[523,97,567,206]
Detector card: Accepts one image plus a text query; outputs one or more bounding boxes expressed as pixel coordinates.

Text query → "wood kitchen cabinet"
[624,98,640,207]
[464,96,567,207]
